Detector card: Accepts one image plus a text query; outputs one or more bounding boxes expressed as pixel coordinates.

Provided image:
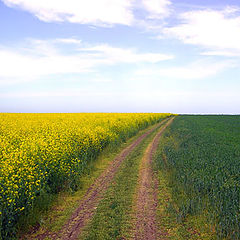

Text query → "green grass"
[18,119,166,240]
[154,115,240,239]
[81,122,163,240]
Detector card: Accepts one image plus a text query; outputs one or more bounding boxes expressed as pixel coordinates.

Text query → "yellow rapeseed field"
[0,113,170,237]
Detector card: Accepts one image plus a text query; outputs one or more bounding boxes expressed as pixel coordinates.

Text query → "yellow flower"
[0,112,172,230]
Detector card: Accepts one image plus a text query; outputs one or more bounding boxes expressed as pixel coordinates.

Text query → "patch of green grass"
[18,120,165,239]
[81,123,162,240]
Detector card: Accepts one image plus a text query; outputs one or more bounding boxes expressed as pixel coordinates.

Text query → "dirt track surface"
[132,117,174,240]
[35,119,169,240]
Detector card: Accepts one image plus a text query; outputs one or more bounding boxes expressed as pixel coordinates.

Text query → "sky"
[0,0,240,113]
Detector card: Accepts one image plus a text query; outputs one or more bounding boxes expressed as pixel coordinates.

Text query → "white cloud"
[135,60,234,79]
[55,38,82,44]
[201,50,240,57]
[2,0,172,26]
[81,44,174,63]
[0,43,98,80]
[0,39,173,83]
[2,0,135,26]
[142,0,171,19]
[163,7,240,56]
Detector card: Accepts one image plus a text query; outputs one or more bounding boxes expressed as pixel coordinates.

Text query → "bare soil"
[35,119,168,240]
[131,117,175,240]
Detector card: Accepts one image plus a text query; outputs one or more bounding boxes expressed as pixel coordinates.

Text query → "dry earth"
[131,117,175,240]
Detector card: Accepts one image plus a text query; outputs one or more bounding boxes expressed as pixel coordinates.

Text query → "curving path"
[131,117,175,240]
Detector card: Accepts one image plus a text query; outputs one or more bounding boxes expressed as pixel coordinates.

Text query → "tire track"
[131,117,175,240]
[36,118,169,240]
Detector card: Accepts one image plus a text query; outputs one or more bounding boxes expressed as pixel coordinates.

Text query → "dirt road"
[131,117,175,240]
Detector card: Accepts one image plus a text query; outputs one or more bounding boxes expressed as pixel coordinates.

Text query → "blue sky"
[0,0,240,113]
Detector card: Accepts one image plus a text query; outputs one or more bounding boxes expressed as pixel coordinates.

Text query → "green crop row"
[155,115,240,239]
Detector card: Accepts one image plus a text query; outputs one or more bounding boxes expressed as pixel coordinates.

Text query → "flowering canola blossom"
[0,113,171,237]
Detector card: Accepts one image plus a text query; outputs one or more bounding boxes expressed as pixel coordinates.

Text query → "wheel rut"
[131,117,175,240]
[35,119,169,240]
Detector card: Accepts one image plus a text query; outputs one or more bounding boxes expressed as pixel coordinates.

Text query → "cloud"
[81,44,174,63]
[2,0,135,26]
[201,50,240,57]
[55,38,82,44]
[2,0,172,26]
[163,7,240,56]
[0,40,98,79]
[142,0,171,19]
[135,60,234,79]
[0,38,173,83]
